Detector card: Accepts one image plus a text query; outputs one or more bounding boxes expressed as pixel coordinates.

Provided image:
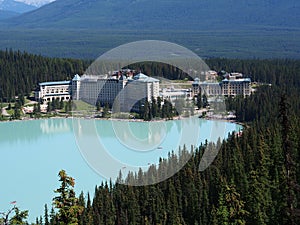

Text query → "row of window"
[42,96,70,102]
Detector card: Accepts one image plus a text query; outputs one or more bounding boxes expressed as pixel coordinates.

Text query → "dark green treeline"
[0,49,90,101]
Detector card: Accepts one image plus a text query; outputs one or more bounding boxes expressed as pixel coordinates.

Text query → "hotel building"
[35,71,159,112]
[192,72,251,97]
[34,80,71,103]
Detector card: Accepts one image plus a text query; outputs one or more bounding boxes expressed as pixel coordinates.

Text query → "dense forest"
[0,49,89,101]
[0,50,300,225]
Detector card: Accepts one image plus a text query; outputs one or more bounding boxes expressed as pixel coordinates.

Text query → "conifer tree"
[53,170,84,225]
[44,204,49,225]
[196,92,202,109]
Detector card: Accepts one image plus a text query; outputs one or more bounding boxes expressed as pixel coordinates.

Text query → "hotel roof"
[39,81,71,86]
[200,82,221,85]
[222,78,251,82]
[133,72,159,82]
[72,74,81,81]
[192,77,200,85]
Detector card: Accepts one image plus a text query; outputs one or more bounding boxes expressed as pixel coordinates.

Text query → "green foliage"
[44,204,49,225]
[196,93,202,109]
[33,103,41,118]
[102,103,110,118]
[53,170,84,225]
[128,62,190,80]
[0,49,88,101]
[64,100,72,114]
[202,94,208,108]
[137,98,175,121]
[161,99,174,120]
[0,205,28,225]
[96,101,100,112]
[9,207,29,225]
[12,101,21,120]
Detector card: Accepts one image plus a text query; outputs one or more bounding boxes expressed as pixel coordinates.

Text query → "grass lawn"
[6,109,14,115]
[72,100,95,111]
[0,102,9,108]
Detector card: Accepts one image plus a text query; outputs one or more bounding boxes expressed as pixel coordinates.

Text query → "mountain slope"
[3,0,300,30]
[0,9,18,19]
[15,0,55,7]
[0,0,37,14]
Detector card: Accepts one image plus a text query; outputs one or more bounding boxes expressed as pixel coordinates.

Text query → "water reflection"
[0,119,71,144]
[72,116,232,185]
[40,119,72,134]
[0,117,241,221]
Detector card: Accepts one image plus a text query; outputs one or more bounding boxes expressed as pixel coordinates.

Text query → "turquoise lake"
[0,117,241,221]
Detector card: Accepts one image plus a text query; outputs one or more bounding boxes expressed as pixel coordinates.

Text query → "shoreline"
[1,105,246,128]
[0,113,245,131]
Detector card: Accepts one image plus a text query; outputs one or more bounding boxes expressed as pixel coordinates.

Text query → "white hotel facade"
[35,71,251,111]
[34,80,72,103]
[192,73,251,97]
[35,72,160,111]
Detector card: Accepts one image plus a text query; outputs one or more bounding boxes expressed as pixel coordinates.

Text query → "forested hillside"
[33,57,299,224]
[2,50,299,103]
[0,0,298,59]
[0,50,88,101]
[4,0,299,30]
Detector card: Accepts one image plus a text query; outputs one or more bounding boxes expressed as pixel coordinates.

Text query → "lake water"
[0,117,241,221]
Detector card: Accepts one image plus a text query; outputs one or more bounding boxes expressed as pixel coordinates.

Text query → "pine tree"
[279,94,300,224]
[102,103,109,118]
[47,101,52,112]
[49,207,56,225]
[44,204,49,225]
[59,99,64,110]
[202,94,208,108]
[151,97,158,118]
[53,170,84,225]
[9,207,29,225]
[222,183,248,225]
[196,92,202,109]
[96,100,101,112]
